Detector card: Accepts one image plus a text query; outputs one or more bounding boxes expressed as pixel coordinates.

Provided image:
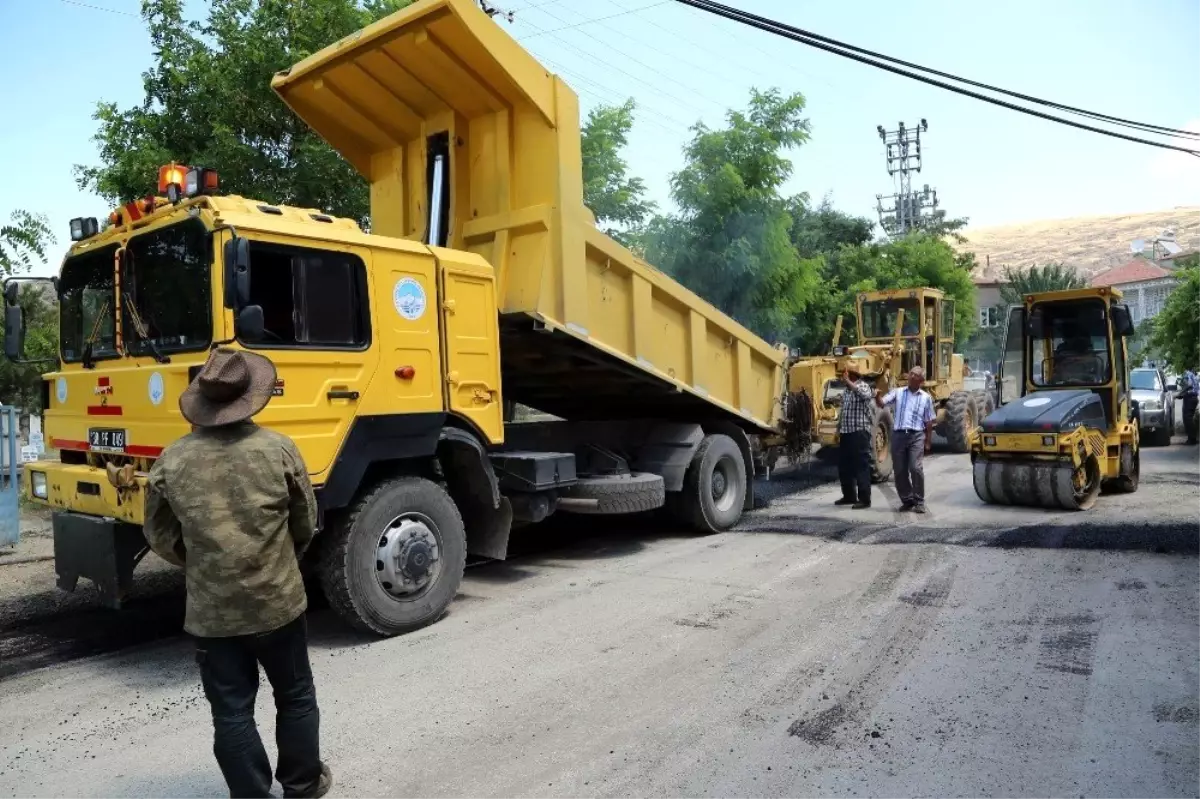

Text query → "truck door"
[240,238,378,477]
[436,251,504,445]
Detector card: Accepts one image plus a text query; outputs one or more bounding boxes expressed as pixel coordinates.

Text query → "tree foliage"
[76,0,415,227]
[581,100,654,244]
[1148,257,1199,373]
[1,211,54,275]
[0,209,58,410]
[999,262,1087,307]
[639,89,820,341]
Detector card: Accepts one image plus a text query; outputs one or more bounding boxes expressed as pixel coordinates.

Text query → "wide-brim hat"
[179,347,277,427]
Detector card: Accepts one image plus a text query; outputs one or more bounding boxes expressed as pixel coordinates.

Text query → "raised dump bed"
[271,0,785,433]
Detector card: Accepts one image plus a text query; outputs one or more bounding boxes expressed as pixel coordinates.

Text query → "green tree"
[581,100,654,245]
[638,89,820,341]
[0,209,58,411]
[1148,258,1199,373]
[76,0,415,227]
[1,211,54,275]
[999,262,1087,307]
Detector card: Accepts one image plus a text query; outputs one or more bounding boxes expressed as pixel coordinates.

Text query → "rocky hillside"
[961,207,1200,282]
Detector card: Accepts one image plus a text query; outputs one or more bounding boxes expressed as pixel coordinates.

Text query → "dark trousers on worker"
[194,614,321,799]
[1184,395,1198,443]
[838,429,872,504]
[892,429,926,507]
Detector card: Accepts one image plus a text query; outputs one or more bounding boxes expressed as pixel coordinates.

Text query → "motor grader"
[971,287,1139,510]
[783,288,987,482]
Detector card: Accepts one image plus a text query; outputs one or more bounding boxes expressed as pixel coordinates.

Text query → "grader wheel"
[944,390,979,453]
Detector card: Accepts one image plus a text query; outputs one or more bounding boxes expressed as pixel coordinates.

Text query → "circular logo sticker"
[56,377,67,405]
[148,372,165,406]
[1023,397,1051,408]
[393,277,427,321]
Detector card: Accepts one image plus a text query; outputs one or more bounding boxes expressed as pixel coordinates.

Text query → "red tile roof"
[1090,259,1174,287]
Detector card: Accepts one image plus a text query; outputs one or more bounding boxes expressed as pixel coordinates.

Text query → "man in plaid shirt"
[835,365,877,509]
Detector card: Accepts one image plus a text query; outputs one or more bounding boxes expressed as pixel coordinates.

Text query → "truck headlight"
[984,435,996,447]
[1042,435,1055,446]
[1141,400,1161,411]
[30,471,47,499]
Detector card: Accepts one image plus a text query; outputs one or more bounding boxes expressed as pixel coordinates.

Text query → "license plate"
[88,428,127,453]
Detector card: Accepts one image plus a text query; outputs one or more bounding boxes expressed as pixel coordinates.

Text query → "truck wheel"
[944,390,978,453]
[320,476,466,637]
[680,433,747,533]
[559,472,665,514]
[871,409,894,483]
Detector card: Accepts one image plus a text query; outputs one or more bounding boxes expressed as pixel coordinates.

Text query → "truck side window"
[243,242,369,349]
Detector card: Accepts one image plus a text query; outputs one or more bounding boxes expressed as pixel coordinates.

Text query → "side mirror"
[1111,304,1135,338]
[4,305,25,361]
[222,236,251,310]
[1167,384,1178,393]
[234,304,265,341]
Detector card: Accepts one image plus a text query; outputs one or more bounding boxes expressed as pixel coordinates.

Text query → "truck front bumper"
[24,460,146,525]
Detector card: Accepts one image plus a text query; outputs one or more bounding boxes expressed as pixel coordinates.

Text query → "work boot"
[914,504,928,514]
[834,497,854,506]
[852,502,871,510]
[313,763,332,799]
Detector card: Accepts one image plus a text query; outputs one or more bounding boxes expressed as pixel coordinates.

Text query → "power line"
[59,0,137,16]
[514,12,710,121]
[677,1,1199,140]
[672,0,1200,155]
[518,1,669,40]
[526,3,726,111]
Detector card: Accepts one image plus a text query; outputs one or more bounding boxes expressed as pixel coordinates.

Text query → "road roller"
[970,287,1140,510]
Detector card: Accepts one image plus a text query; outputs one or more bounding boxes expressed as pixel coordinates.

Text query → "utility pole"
[874,119,943,237]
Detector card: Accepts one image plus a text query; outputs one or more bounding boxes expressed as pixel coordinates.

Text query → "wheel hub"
[711,470,728,500]
[376,517,441,598]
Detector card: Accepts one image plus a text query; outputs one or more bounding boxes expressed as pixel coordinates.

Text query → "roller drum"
[972,459,1096,510]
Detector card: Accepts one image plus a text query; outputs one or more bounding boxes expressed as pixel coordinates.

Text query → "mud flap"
[53,512,149,609]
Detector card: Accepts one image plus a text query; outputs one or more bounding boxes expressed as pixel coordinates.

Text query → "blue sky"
[1,0,1197,276]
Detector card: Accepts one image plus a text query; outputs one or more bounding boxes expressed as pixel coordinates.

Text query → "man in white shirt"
[876,366,935,513]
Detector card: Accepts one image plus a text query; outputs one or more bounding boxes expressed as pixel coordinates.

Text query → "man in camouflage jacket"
[144,347,331,799]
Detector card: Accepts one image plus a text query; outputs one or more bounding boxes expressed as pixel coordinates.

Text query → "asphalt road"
[0,442,1196,798]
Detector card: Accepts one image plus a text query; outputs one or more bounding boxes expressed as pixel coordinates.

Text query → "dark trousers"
[1184,395,1198,443]
[195,614,321,799]
[892,430,926,505]
[838,429,872,503]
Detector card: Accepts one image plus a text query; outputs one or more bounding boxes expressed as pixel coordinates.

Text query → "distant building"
[1090,259,1179,324]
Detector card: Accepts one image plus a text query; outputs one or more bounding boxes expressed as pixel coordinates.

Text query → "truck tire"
[559,472,665,514]
[871,408,894,483]
[944,390,978,453]
[319,476,466,637]
[680,433,747,533]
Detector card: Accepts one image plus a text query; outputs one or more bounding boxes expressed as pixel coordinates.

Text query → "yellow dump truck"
[5,0,808,636]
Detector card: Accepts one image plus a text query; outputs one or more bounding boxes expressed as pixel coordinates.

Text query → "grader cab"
[971,287,1139,510]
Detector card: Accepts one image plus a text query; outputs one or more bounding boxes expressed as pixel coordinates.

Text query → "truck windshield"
[60,245,118,363]
[861,298,920,339]
[122,219,212,355]
[1030,299,1111,387]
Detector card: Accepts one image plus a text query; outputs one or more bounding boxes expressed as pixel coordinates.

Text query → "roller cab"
[971,288,1140,511]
